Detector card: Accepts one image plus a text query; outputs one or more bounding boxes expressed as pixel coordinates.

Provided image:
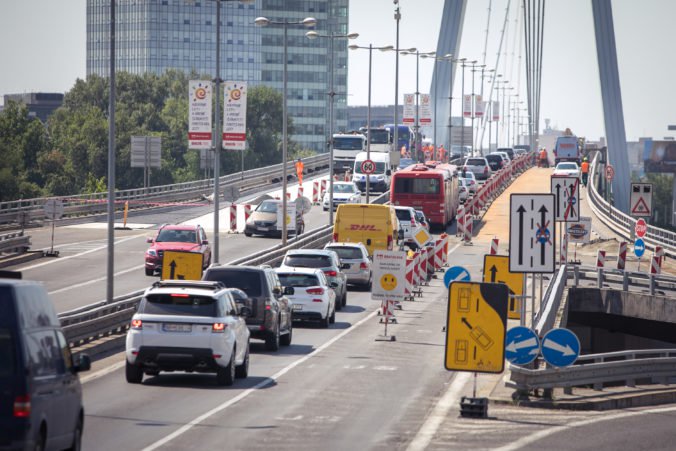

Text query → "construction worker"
[423,144,432,162]
[581,157,590,187]
[438,145,447,163]
[295,158,304,183]
[539,147,548,168]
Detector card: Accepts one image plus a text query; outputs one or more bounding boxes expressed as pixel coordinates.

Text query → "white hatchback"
[323,181,362,211]
[125,280,251,386]
[275,268,337,328]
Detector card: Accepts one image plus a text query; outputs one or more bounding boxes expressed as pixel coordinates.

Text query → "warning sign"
[161,251,204,281]
[630,183,653,218]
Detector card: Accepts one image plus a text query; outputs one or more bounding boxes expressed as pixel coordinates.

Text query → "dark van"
[0,272,91,450]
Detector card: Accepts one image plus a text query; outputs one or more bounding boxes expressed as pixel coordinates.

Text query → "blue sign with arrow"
[443,266,471,288]
[541,328,580,367]
[634,238,646,258]
[505,326,540,365]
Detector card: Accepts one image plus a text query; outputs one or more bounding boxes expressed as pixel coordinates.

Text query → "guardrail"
[508,349,676,393]
[587,152,676,256]
[0,231,31,255]
[0,153,330,227]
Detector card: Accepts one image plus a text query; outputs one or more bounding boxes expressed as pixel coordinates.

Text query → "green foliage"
[642,173,674,228]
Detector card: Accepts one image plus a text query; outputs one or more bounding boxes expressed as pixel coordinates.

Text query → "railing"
[533,264,568,336]
[0,153,330,227]
[0,231,31,255]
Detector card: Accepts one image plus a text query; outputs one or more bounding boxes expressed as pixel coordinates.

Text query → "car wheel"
[235,341,250,379]
[335,295,343,311]
[364,277,373,291]
[321,308,330,328]
[216,350,236,386]
[244,232,252,237]
[67,416,83,451]
[34,426,46,451]
[342,291,348,308]
[145,268,154,276]
[280,320,292,346]
[265,324,280,351]
[329,305,336,324]
[125,360,143,384]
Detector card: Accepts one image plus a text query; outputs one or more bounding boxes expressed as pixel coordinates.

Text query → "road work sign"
[550,176,580,222]
[161,251,203,281]
[630,183,653,217]
[445,281,508,374]
[482,255,523,320]
[372,250,407,301]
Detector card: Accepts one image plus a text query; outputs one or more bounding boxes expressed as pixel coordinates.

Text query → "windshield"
[333,137,365,151]
[203,270,262,297]
[333,184,356,194]
[367,129,389,144]
[355,162,386,174]
[558,163,578,170]
[277,273,320,288]
[257,201,278,213]
[325,246,363,260]
[156,229,197,243]
[394,177,440,195]
[283,255,333,268]
[141,294,218,317]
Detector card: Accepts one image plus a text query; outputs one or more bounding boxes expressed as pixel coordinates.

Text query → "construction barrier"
[463,214,473,245]
[419,247,429,284]
[413,251,422,287]
[229,204,237,232]
[596,249,606,268]
[312,180,321,204]
[405,256,415,299]
[656,246,664,268]
[441,233,449,266]
[456,206,466,237]
[297,185,304,199]
[490,237,499,255]
[434,239,444,270]
[617,241,627,270]
[651,255,661,275]
[243,204,253,225]
[426,244,436,277]
[320,179,328,198]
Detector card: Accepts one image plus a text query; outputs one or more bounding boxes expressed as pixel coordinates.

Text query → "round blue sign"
[444,266,471,288]
[541,328,580,367]
[505,326,540,366]
[634,238,646,258]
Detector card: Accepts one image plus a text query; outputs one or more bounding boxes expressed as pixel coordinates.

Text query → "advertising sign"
[492,101,500,121]
[188,80,213,149]
[222,81,247,150]
[276,202,296,231]
[474,95,484,118]
[372,250,407,301]
[643,139,676,173]
[566,217,592,244]
[419,93,432,124]
[462,94,473,118]
[403,94,415,124]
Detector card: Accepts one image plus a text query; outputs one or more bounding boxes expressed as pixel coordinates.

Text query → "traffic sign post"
[509,194,556,273]
[605,164,614,182]
[443,265,471,288]
[635,218,647,238]
[372,250,407,341]
[505,326,540,366]
[44,199,64,257]
[360,159,376,175]
[482,255,524,320]
[550,176,580,222]
[161,251,204,281]
[630,183,653,217]
[541,328,580,367]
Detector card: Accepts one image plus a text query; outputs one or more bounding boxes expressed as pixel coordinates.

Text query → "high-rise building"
[86,0,349,153]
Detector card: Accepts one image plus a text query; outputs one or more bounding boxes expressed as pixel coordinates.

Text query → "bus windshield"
[333,136,365,151]
[394,177,440,195]
[367,129,390,144]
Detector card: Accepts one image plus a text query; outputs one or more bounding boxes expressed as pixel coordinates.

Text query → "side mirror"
[272,286,282,297]
[202,240,209,245]
[330,282,339,288]
[239,306,252,317]
[284,286,295,295]
[146,237,154,243]
[73,354,91,373]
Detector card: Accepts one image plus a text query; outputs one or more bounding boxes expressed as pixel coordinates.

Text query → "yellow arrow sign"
[445,281,508,373]
[161,251,204,281]
[482,255,524,320]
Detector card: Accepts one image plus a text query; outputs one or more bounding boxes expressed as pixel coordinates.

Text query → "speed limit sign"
[361,159,376,175]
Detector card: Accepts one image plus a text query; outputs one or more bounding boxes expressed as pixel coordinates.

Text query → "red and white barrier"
[320,179,328,198]
[419,247,429,283]
[560,234,567,264]
[405,257,415,298]
[243,204,253,224]
[441,233,449,266]
[297,185,304,199]
[427,244,436,275]
[490,237,499,255]
[655,245,664,267]
[413,251,422,287]
[596,249,606,268]
[312,180,321,204]
[456,206,466,237]
[651,255,661,275]
[617,242,627,270]
[463,214,473,245]
[434,238,444,270]
[229,204,237,232]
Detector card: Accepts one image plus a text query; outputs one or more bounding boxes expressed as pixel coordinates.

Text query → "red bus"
[390,163,460,230]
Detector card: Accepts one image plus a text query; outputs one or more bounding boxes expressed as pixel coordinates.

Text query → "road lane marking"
[81,360,127,384]
[48,264,144,295]
[141,308,380,451]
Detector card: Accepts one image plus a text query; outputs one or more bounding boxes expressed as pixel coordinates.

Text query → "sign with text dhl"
[445,281,508,373]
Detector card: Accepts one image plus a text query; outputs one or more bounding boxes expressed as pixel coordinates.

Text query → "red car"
[144,224,211,276]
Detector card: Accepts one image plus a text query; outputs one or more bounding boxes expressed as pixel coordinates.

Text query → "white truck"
[362,127,399,167]
[553,135,582,165]
[332,134,366,172]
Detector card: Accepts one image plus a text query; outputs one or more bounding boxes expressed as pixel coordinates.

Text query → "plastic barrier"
[617,241,627,270]
[297,185,304,199]
[463,214,473,245]
[490,237,499,255]
[426,243,436,277]
[229,204,237,232]
[441,233,449,266]
[596,249,606,268]
[419,247,429,284]
[456,206,466,237]
[320,179,328,198]
[434,239,444,270]
[405,257,415,300]
[651,255,661,275]
[312,180,321,204]
[243,204,253,225]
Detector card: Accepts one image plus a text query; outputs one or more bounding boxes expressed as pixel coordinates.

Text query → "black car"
[485,153,507,171]
[0,271,91,450]
[202,265,294,351]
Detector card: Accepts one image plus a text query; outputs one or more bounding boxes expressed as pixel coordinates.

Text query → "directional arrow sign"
[550,176,580,222]
[509,194,556,273]
[161,250,204,281]
[634,238,646,258]
[505,326,540,365]
[482,255,524,320]
[444,266,471,288]
[541,328,580,367]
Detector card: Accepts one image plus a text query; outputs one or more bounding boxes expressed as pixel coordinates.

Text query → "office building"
[2,93,64,123]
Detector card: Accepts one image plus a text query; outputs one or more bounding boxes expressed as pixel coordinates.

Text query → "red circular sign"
[605,165,615,181]
[361,159,376,175]
[635,218,647,238]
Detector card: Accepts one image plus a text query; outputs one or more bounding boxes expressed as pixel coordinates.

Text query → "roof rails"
[151,280,226,290]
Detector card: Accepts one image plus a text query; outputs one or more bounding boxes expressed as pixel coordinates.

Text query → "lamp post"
[422,53,452,153]
[470,62,485,155]
[448,57,465,153]
[349,43,394,204]
[478,67,495,154]
[393,1,401,166]
[255,15,317,245]
[494,80,509,147]
[306,30,359,224]
[460,60,476,155]
[402,50,435,161]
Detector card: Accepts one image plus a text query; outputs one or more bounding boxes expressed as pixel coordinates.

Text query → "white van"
[352,151,393,192]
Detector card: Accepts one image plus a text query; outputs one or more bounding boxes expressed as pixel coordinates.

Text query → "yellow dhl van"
[333,204,400,255]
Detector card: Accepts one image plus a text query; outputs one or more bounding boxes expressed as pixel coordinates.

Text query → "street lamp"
[349,43,394,204]
[470,62,485,155]
[255,15,317,245]
[306,30,359,224]
[448,57,465,153]
[460,60,476,156]
[401,50,435,161]
[422,53,453,154]
[494,80,510,147]
[478,67,495,154]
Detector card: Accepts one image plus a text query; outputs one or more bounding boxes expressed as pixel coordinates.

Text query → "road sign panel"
[443,265,471,288]
[630,183,653,217]
[361,159,376,175]
[635,218,647,238]
[509,194,556,273]
[634,238,646,258]
[161,251,204,281]
[566,217,592,244]
[43,199,64,220]
[605,164,614,181]
[276,202,296,231]
[445,281,508,373]
[550,176,580,222]
[505,326,540,366]
[412,226,432,248]
[223,185,240,203]
[372,250,407,301]
[483,255,523,320]
[541,328,580,367]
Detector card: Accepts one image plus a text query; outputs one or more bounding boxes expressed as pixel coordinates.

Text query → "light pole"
[478,67,495,154]
[348,43,394,204]
[470,62,485,155]
[402,50,436,161]
[460,60,476,155]
[255,15,317,245]
[448,57,465,153]
[393,1,401,165]
[494,80,509,147]
[422,53,452,153]
[306,30,359,224]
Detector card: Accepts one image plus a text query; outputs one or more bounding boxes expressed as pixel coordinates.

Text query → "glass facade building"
[87,0,349,152]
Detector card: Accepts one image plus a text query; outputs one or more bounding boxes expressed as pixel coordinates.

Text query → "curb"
[0,251,44,269]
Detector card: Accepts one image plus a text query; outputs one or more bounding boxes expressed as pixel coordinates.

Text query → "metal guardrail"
[508,349,676,392]
[0,153,330,227]
[533,264,568,336]
[0,231,31,255]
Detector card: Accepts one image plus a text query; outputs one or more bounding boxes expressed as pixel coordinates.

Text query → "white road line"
[494,405,676,451]
[81,360,126,384]
[406,372,471,451]
[48,264,144,295]
[141,308,380,451]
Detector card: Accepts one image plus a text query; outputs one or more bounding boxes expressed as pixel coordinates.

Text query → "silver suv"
[279,249,349,309]
[462,157,492,180]
[323,242,372,290]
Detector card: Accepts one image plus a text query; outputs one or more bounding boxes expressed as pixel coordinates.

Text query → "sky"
[1,0,674,142]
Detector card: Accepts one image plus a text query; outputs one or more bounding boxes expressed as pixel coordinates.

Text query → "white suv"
[394,206,420,250]
[125,280,251,386]
[275,268,337,328]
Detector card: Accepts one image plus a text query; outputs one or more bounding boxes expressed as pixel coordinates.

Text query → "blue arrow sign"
[541,328,580,367]
[505,326,540,365]
[444,266,471,288]
[634,238,646,258]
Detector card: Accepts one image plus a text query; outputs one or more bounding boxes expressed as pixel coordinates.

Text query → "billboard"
[643,139,676,173]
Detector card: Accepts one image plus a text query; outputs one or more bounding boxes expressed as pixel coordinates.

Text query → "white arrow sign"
[550,176,580,222]
[505,337,538,353]
[509,193,556,273]
[542,338,576,356]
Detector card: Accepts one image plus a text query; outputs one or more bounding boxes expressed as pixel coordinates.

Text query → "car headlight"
[147,249,157,257]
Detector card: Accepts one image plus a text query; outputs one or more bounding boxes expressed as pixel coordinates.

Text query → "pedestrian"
[344,167,352,182]
[295,158,304,184]
[581,157,589,187]
[539,148,548,168]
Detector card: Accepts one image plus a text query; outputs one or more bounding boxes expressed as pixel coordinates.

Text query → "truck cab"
[332,134,366,172]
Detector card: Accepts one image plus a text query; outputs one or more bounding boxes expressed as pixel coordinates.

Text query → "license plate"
[163,323,192,333]
[292,304,303,311]
[257,226,268,231]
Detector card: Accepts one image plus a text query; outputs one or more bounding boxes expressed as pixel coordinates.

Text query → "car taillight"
[387,235,393,250]
[484,166,488,174]
[171,293,189,297]
[13,395,30,418]
[360,262,368,270]
[212,323,227,333]
[411,216,417,227]
[324,270,337,277]
[131,319,142,329]
[312,299,324,303]
[333,232,338,242]
[307,287,325,295]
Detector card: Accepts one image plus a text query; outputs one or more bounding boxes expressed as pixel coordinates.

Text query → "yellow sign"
[161,251,204,281]
[445,281,508,373]
[483,255,524,320]
[413,227,432,247]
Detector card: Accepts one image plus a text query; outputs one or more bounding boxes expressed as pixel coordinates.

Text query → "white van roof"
[355,151,390,162]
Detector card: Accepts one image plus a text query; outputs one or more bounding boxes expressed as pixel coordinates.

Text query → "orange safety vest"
[581,161,589,173]
[539,150,547,160]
